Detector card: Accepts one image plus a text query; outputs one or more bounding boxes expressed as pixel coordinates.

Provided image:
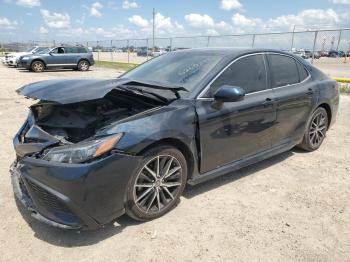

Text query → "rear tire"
[77,60,90,71]
[298,107,329,151]
[125,145,187,221]
[31,61,45,72]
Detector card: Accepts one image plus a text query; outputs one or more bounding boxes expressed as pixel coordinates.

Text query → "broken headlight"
[42,133,123,164]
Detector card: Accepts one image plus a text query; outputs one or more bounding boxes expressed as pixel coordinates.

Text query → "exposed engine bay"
[29,90,164,144]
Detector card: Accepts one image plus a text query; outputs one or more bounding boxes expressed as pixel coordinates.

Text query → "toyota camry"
[11,48,339,229]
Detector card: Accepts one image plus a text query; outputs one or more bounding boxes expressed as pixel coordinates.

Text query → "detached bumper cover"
[11,153,142,230]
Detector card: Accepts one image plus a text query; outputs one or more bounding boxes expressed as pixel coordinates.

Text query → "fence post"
[169,38,172,51]
[336,29,342,52]
[206,36,210,47]
[290,25,296,51]
[97,40,100,61]
[127,39,130,64]
[146,38,149,61]
[251,34,256,48]
[311,31,318,64]
[110,40,113,62]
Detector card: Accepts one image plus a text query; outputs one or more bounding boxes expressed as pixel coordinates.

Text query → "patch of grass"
[94,60,137,72]
[339,86,350,94]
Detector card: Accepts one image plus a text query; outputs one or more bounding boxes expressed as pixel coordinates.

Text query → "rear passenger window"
[66,47,78,53]
[207,54,267,96]
[77,47,87,53]
[268,54,299,88]
[296,62,309,81]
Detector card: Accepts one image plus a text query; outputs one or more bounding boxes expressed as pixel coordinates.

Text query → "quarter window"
[77,47,87,53]
[206,54,267,97]
[268,54,299,88]
[296,62,309,82]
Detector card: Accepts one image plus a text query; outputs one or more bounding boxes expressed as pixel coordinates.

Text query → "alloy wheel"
[33,62,44,72]
[133,155,183,214]
[79,61,89,71]
[309,110,328,148]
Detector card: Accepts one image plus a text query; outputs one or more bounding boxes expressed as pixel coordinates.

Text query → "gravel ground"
[0,64,349,262]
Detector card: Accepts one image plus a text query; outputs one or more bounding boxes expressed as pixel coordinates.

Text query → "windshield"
[121,51,224,92]
[34,47,48,54]
[25,47,35,52]
[36,48,51,54]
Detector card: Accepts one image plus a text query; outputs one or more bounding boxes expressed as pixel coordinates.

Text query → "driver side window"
[205,54,267,97]
[51,47,65,54]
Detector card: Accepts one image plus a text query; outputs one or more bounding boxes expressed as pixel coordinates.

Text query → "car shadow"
[17,69,92,73]
[15,197,141,247]
[183,149,295,199]
[15,148,298,247]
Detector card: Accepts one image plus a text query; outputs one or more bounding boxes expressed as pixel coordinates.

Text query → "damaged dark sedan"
[11,48,339,230]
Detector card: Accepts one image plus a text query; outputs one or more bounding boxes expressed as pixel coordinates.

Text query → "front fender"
[96,101,197,154]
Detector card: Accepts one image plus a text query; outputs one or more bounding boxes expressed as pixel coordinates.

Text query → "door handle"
[306,88,314,95]
[262,98,274,107]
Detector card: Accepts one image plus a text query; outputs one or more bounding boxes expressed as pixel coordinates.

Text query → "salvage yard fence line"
[1,28,350,65]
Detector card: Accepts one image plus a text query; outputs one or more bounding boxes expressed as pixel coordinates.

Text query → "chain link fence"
[1,29,349,66]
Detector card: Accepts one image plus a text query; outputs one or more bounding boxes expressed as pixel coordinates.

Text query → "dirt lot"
[0,64,349,262]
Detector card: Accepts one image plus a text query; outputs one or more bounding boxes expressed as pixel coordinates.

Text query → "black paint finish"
[11,48,339,229]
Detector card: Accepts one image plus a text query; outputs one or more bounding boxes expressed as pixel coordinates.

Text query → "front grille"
[25,179,72,214]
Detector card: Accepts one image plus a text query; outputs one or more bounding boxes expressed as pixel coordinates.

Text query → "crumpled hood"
[17,78,130,104]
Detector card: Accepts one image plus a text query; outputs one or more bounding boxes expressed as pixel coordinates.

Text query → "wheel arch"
[136,138,195,180]
[317,102,332,129]
[78,58,90,65]
[30,59,46,68]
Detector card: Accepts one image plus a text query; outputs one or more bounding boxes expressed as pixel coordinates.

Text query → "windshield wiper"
[123,85,169,103]
[120,78,188,99]
[115,85,168,103]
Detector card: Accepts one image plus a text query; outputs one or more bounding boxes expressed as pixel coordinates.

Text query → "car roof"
[173,47,294,60]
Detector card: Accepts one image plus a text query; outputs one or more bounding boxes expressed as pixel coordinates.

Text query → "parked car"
[136,48,151,57]
[11,48,339,229]
[328,50,341,58]
[312,51,321,59]
[5,46,47,67]
[18,46,94,72]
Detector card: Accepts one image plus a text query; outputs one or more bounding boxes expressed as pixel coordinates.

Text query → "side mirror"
[213,85,245,102]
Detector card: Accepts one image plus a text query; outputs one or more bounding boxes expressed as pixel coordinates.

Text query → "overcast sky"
[0,0,349,42]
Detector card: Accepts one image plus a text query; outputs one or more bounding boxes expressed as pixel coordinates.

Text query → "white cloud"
[16,0,40,8]
[38,26,48,33]
[91,25,133,38]
[40,9,70,29]
[266,9,340,31]
[330,0,350,3]
[128,15,149,27]
[90,2,103,17]
[0,17,18,29]
[221,0,242,10]
[122,0,138,9]
[232,13,261,27]
[95,27,116,37]
[185,13,214,28]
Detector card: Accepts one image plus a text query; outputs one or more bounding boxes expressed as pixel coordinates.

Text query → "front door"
[196,54,276,173]
[46,47,68,66]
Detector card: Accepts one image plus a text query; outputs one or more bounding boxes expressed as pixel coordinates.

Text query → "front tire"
[126,146,187,221]
[31,61,45,72]
[77,60,90,71]
[298,107,329,151]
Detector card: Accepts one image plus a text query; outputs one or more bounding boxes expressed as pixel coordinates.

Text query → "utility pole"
[152,8,155,52]
[290,24,296,51]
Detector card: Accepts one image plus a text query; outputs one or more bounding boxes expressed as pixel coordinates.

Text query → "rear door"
[267,53,317,147]
[64,47,80,64]
[196,54,276,173]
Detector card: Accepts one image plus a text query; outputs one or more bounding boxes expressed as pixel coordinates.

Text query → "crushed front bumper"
[10,152,142,230]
